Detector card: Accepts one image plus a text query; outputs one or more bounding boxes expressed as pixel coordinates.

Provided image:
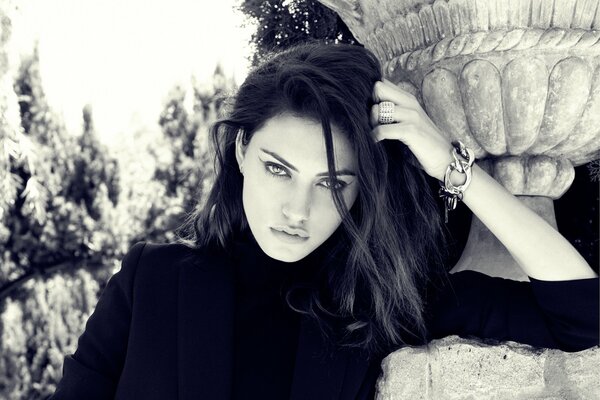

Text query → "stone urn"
[319,0,600,281]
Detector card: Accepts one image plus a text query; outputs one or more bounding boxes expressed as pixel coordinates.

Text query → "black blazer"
[50,242,383,399]
[51,241,599,399]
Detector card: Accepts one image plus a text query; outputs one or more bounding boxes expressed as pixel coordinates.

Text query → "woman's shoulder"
[119,240,228,284]
[137,240,215,261]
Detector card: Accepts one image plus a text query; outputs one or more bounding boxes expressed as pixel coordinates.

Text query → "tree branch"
[0,258,105,302]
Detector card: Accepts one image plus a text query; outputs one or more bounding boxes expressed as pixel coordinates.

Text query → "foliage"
[0,40,236,396]
[587,159,600,182]
[0,37,127,397]
[0,0,221,397]
[147,65,236,243]
[1,45,122,297]
[0,270,98,398]
[0,52,235,399]
[238,0,357,65]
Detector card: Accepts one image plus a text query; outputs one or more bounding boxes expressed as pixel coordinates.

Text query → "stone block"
[376,336,600,400]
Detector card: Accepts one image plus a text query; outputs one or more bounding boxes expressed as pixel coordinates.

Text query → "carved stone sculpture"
[319,0,600,280]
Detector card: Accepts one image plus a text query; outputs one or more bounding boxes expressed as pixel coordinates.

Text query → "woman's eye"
[320,179,347,190]
[265,163,288,177]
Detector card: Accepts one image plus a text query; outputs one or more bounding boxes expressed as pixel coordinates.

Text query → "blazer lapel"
[177,249,235,400]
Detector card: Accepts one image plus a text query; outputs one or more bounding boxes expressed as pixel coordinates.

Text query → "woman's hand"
[370,79,453,182]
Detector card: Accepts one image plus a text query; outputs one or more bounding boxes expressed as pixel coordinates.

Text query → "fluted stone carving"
[319,0,600,280]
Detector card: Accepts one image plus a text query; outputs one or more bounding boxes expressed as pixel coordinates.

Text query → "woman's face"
[236,113,360,262]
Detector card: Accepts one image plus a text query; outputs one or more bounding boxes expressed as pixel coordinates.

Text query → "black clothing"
[426,269,599,352]
[50,239,599,400]
[231,234,303,399]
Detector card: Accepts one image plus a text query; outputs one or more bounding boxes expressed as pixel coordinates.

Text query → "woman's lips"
[270,227,309,244]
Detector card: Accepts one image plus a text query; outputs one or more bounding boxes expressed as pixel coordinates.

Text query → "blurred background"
[0,0,597,398]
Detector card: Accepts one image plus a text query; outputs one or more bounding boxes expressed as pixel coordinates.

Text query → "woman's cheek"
[253,174,289,202]
[324,186,359,214]
[345,186,360,210]
[313,191,342,222]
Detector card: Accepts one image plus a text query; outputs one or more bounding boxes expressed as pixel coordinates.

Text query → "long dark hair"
[177,42,447,357]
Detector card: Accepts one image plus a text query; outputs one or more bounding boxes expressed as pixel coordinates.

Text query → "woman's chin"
[257,239,314,263]
[261,246,309,263]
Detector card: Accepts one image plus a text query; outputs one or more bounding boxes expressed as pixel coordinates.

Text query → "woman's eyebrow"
[315,170,356,177]
[259,148,356,177]
[260,148,298,171]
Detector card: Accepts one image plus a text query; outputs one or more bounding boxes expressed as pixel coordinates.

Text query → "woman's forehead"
[249,113,357,170]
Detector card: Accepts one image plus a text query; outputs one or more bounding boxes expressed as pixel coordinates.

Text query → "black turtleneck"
[231,232,313,400]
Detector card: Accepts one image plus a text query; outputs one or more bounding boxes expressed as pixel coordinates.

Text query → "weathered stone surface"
[422,68,486,157]
[547,65,600,160]
[320,0,600,165]
[490,156,575,198]
[532,57,592,154]
[376,346,430,399]
[459,59,506,155]
[376,336,600,400]
[502,57,547,155]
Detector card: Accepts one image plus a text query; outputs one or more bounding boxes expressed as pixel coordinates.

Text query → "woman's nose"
[282,186,311,223]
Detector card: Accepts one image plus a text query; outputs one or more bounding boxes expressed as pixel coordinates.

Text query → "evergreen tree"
[238,0,357,65]
[1,47,122,295]
[66,105,120,220]
[149,66,237,243]
[0,41,124,399]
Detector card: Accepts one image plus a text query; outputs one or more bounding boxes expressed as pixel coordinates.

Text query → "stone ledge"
[376,336,599,400]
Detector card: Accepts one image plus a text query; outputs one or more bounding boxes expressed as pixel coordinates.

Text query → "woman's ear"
[235,129,246,174]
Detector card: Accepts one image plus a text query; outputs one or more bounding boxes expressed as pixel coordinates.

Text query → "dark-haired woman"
[51,43,598,400]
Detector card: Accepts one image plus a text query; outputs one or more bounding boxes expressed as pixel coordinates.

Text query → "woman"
[51,42,599,399]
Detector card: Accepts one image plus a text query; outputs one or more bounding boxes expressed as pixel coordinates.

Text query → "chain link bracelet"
[438,141,475,223]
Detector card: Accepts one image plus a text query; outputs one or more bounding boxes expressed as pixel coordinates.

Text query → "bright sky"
[11,0,254,146]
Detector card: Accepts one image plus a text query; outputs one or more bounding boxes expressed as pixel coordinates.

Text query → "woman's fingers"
[370,80,456,181]
[372,80,419,108]
[372,121,415,143]
[370,103,419,128]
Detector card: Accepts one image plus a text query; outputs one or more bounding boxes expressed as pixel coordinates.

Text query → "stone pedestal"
[318,0,600,280]
[376,336,600,399]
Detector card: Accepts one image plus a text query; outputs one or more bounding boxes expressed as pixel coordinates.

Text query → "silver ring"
[378,101,395,125]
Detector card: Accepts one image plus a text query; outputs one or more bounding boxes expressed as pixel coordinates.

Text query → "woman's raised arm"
[371,79,597,281]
